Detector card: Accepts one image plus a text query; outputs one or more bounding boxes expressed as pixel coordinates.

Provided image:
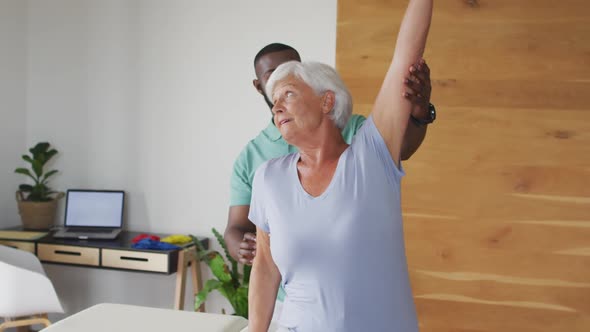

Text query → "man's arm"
[372,0,433,165]
[248,227,280,332]
[226,149,259,264]
[401,122,426,160]
[224,205,256,264]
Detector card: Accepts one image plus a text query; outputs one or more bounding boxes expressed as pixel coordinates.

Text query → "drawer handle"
[120,256,148,262]
[55,250,82,256]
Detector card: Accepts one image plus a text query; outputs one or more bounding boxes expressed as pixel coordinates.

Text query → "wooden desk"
[0,228,207,274]
[0,228,209,310]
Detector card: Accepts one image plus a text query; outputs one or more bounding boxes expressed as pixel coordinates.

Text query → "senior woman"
[247,0,433,331]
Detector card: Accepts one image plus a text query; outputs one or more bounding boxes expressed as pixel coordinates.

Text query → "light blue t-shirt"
[230,114,366,206]
[249,116,418,332]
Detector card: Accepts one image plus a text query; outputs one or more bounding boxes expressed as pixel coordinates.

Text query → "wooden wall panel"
[337,0,590,331]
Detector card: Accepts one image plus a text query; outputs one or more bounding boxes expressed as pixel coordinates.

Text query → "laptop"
[53,189,125,240]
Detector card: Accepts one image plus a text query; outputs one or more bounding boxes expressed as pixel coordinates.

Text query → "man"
[225,43,435,266]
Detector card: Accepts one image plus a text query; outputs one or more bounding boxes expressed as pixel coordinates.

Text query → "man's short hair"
[253,43,301,68]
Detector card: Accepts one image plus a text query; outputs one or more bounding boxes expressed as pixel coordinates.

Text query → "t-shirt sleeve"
[352,115,405,184]
[229,151,252,206]
[247,163,270,233]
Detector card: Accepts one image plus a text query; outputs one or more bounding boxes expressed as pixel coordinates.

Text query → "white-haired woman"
[247,0,433,331]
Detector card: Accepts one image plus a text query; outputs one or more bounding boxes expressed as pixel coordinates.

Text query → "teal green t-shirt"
[230,114,366,206]
[229,114,366,302]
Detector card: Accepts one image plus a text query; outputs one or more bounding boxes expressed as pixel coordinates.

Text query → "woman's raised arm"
[371,0,433,166]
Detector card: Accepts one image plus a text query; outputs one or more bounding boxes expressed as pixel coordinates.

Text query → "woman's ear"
[322,91,336,114]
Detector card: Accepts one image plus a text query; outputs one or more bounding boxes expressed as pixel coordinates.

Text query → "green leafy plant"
[191,228,251,319]
[14,142,59,202]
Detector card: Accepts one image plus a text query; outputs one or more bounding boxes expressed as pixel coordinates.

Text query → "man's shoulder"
[341,114,367,143]
[234,130,278,166]
[349,114,367,128]
[233,138,257,170]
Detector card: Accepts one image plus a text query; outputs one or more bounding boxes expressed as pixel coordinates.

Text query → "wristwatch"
[410,103,436,127]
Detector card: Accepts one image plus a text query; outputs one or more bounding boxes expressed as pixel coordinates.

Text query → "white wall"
[9,0,337,318]
[0,0,27,227]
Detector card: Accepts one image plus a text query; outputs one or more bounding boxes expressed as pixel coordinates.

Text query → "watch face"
[428,104,436,122]
[411,104,436,126]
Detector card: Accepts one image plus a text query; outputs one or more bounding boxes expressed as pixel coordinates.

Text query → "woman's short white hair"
[266,61,352,129]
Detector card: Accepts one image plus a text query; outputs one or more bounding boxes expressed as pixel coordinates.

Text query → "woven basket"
[16,191,65,230]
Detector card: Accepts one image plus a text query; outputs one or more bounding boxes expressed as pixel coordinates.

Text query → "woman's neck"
[296,125,349,167]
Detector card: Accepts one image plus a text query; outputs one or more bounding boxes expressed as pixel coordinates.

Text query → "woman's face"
[271,76,324,144]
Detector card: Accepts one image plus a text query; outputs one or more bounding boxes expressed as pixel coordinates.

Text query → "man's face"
[253,49,301,109]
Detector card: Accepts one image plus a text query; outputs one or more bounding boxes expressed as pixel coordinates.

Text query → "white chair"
[0,244,64,331]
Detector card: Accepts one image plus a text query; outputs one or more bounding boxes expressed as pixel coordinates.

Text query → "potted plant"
[191,228,251,319]
[14,142,64,230]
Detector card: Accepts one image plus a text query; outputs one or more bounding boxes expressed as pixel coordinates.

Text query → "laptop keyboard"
[67,228,112,233]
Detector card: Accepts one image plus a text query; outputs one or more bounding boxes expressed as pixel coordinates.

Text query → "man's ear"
[322,91,336,114]
[253,79,264,95]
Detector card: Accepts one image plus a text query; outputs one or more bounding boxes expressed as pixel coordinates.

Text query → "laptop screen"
[64,190,125,228]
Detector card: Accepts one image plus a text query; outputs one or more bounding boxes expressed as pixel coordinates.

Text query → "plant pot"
[16,191,65,230]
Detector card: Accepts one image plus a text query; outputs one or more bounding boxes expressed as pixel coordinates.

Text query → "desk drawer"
[38,244,99,266]
[102,249,169,273]
[0,240,35,253]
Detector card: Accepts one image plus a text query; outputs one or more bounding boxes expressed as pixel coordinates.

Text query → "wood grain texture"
[337,0,590,331]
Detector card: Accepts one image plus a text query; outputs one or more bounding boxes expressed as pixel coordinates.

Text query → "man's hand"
[403,58,432,120]
[225,205,257,263]
[238,232,257,265]
[399,58,432,160]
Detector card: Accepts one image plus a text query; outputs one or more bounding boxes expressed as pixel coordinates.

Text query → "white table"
[41,303,248,332]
